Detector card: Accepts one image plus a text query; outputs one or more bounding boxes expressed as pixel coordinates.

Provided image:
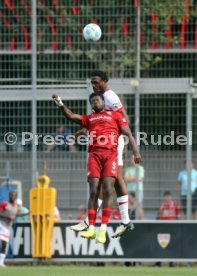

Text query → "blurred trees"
[0,0,196,80]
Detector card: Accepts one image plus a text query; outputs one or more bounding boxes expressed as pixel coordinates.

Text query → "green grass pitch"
[1,266,197,276]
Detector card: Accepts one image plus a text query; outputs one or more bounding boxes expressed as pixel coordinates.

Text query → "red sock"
[88,209,97,226]
[102,208,112,225]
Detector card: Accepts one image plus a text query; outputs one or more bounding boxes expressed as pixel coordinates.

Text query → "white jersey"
[103,88,124,112]
[0,201,18,242]
[103,88,125,166]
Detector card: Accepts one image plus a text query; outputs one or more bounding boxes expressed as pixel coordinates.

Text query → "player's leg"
[70,152,103,232]
[115,165,130,223]
[84,192,103,226]
[70,153,102,232]
[80,177,101,239]
[97,176,115,244]
[112,135,134,238]
[0,239,7,267]
[97,152,117,243]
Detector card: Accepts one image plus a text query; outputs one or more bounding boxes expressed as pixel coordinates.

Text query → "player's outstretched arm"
[121,108,130,124]
[121,125,142,164]
[52,94,82,124]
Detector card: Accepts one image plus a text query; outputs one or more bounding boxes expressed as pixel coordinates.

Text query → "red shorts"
[87,151,118,179]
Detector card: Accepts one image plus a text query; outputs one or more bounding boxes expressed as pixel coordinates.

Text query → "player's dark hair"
[89,92,104,103]
[90,70,109,82]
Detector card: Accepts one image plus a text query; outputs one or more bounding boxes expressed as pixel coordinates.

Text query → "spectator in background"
[154,191,180,267]
[15,199,29,222]
[46,124,76,152]
[128,192,144,220]
[177,161,197,219]
[76,205,86,221]
[124,155,145,218]
[159,191,180,220]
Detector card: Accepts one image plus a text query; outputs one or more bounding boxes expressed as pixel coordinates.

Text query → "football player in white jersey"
[0,191,18,267]
[0,191,29,267]
[70,70,134,238]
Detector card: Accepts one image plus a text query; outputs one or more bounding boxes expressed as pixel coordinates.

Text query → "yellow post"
[30,175,56,258]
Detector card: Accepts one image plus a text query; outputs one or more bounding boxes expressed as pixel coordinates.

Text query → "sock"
[84,199,103,225]
[100,224,107,231]
[88,209,97,227]
[97,198,103,209]
[84,216,89,225]
[89,225,95,231]
[117,195,130,224]
[101,208,112,227]
[0,253,6,265]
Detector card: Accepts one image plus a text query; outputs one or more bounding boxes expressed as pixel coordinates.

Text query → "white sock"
[84,216,89,225]
[100,224,107,231]
[0,253,6,266]
[117,195,130,224]
[89,225,95,230]
[97,198,103,208]
[84,199,103,225]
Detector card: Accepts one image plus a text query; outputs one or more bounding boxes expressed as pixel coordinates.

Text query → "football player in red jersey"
[71,71,135,238]
[52,92,141,243]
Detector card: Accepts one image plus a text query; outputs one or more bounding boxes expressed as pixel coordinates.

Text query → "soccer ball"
[83,24,102,42]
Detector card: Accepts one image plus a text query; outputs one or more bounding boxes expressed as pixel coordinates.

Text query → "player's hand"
[52,94,64,107]
[134,152,142,164]
[75,128,88,139]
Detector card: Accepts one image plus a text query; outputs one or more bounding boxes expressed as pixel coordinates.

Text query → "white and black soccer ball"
[83,23,102,42]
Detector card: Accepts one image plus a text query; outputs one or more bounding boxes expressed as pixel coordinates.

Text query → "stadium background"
[0,0,197,221]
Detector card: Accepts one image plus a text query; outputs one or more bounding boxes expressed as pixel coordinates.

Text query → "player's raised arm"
[120,125,141,164]
[121,108,130,124]
[52,94,83,124]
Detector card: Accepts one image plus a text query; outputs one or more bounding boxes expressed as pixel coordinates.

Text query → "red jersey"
[81,110,128,152]
[160,201,180,220]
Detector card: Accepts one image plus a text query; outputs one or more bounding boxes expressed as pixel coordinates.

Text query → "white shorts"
[117,135,124,166]
[0,222,10,242]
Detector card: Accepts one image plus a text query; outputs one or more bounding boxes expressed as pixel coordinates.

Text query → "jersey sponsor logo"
[89,115,112,122]
[157,233,171,249]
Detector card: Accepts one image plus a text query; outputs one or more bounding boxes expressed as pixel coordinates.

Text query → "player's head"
[90,70,109,92]
[163,191,172,202]
[9,191,17,203]
[89,92,105,112]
